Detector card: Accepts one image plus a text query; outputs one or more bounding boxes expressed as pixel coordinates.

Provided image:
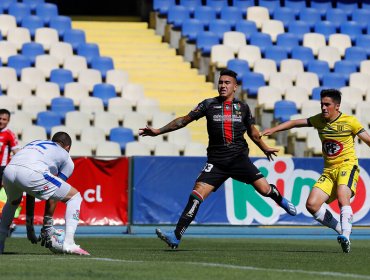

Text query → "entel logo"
[83,185,102,203]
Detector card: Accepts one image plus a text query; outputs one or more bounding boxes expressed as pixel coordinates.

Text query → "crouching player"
[0,132,89,255]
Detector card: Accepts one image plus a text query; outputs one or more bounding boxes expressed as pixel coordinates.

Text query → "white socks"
[64,192,82,245]
[340,205,353,240]
[313,205,342,234]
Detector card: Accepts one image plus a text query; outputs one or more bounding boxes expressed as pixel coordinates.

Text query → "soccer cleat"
[63,242,90,256]
[279,197,297,216]
[337,235,351,253]
[7,223,16,237]
[155,228,180,249]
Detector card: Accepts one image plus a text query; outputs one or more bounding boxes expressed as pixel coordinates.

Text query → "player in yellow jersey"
[261,89,370,253]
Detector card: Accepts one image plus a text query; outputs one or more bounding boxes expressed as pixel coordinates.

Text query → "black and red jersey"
[188,96,255,162]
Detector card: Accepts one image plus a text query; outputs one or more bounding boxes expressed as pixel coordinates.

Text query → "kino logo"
[225,158,370,225]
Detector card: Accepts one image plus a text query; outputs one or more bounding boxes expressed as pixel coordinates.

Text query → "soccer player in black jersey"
[139,69,297,249]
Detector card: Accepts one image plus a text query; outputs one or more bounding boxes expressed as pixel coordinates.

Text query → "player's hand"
[260,128,274,138]
[264,147,280,161]
[38,226,56,248]
[138,126,160,137]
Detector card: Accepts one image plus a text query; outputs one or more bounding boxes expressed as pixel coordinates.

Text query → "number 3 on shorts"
[202,163,214,172]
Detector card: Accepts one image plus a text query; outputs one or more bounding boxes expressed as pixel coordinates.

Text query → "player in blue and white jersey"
[0,132,89,255]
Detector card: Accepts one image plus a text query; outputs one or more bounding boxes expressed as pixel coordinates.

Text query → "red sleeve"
[7,130,19,149]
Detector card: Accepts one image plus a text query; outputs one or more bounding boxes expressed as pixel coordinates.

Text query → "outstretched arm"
[139,115,193,137]
[261,119,309,137]
[248,125,279,161]
[357,129,370,147]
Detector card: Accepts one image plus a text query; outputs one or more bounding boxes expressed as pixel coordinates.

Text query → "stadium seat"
[249,32,273,54]
[269,72,293,94]
[306,130,322,155]
[107,97,133,122]
[317,46,341,69]
[237,45,262,68]
[92,83,116,107]
[253,58,277,82]
[206,0,228,15]
[63,29,86,51]
[209,19,232,41]
[8,2,31,25]
[234,20,258,42]
[355,35,370,56]
[7,27,31,51]
[322,73,347,88]
[35,54,59,78]
[328,34,351,57]
[272,7,295,28]
[94,112,120,136]
[310,0,332,16]
[77,43,100,66]
[106,69,129,94]
[264,46,288,67]
[63,82,89,106]
[340,21,362,43]
[226,59,250,82]
[325,8,347,29]
[63,55,88,79]
[51,125,77,141]
[151,111,174,128]
[246,6,269,29]
[49,16,72,38]
[220,6,243,28]
[125,142,151,156]
[284,86,310,109]
[298,8,321,29]
[34,27,59,51]
[78,69,103,92]
[7,54,32,77]
[65,111,91,135]
[349,73,370,92]
[21,96,47,120]
[35,82,61,106]
[109,127,135,152]
[284,0,306,16]
[91,56,114,79]
[69,141,92,157]
[23,0,45,12]
[50,97,75,120]
[21,125,47,143]
[193,6,217,28]
[79,97,104,118]
[167,127,192,150]
[287,21,310,42]
[295,72,320,94]
[291,46,314,68]
[35,2,58,25]
[336,0,358,17]
[276,33,300,55]
[0,95,17,113]
[167,5,190,29]
[95,141,122,158]
[360,60,370,75]
[7,81,32,106]
[80,127,106,151]
[20,67,45,91]
[241,72,265,97]
[311,86,329,100]
[136,97,161,122]
[0,0,16,11]
[257,86,283,110]
[122,112,147,136]
[351,9,370,30]
[21,15,44,38]
[334,60,357,76]
[307,60,330,81]
[273,100,298,122]
[154,142,181,156]
[261,19,284,42]
[303,33,326,56]
[210,44,235,69]
[344,47,367,66]
[195,31,220,56]
[340,86,364,110]
[179,0,202,15]
[314,21,336,40]
[49,42,74,66]
[8,110,33,136]
[279,59,304,82]
[0,14,16,37]
[36,111,62,135]
[181,18,204,42]
[232,0,254,16]
[21,42,44,64]
[0,41,17,64]
[153,0,176,16]
[49,68,74,92]
[0,67,17,91]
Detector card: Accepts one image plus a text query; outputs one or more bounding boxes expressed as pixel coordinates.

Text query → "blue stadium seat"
[363,0,370,10]
[274,100,298,122]
[322,73,347,88]
[0,0,16,11]
[234,20,258,41]
[226,59,250,82]
[336,0,358,17]
[8,2,31,25]
[259,0,280,15]
[352,9,370,31]
[50,97,75,120]
[63,29,86,51]
[291,46,315,68]
[314,21,337,40]
[307,60,330,81]
[272,7,296,28]
[264,46,288,67]
[77,43,100,65]
[21,15,44,38]
[287,21,310,42]
[344,47,368,66]
[284,0,306,16]
[179,0,202,15]
[193,6,217,29]
[23,0,45,12]
[249,33,273,54]
[153,0,176,16]
[311,86,329,100]
[49,16,72,38]
[333,60,357,76]
[36,111,62,135]
[276,33,300,55]
[109,127,135,152]
[220,6,244,29]
[167,5,191,29]
[92,83,116,107]
[21,42,44,64]
[49,69,74,92]
[241,72,265,97]
[299,8,322,29]
[310,0,332,16]
[35,3,58,25]
[209,20,232,41]
[355,35,370,56]
[7,54,32,77]
[340,21,363,42]
[206,0,228,16]
[196,32,220,56]
[325,8,347,30]
[91,56,114,79]
[181,19,204,42]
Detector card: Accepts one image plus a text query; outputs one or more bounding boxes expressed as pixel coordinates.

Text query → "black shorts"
[196,152,264,191]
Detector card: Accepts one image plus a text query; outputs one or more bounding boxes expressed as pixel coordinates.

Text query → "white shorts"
[3,164,71,201]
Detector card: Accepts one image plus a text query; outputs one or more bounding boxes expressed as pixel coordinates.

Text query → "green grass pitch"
[1,237,370,280]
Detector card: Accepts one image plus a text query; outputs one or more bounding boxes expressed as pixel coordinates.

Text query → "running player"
[261,88,370,253]
[0,132,89,255]
[139,69,297,249]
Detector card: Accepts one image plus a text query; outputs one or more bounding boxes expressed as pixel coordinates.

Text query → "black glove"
[38,226,55,248]
[26,217,38,244]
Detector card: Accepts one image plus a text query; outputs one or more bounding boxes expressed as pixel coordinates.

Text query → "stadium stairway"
[72,21,217,145]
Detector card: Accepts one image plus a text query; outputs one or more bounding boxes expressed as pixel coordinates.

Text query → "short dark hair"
[0,109,11,117]
[320,89,341,104]
[220,69,238,82]
[52,131,72,147]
